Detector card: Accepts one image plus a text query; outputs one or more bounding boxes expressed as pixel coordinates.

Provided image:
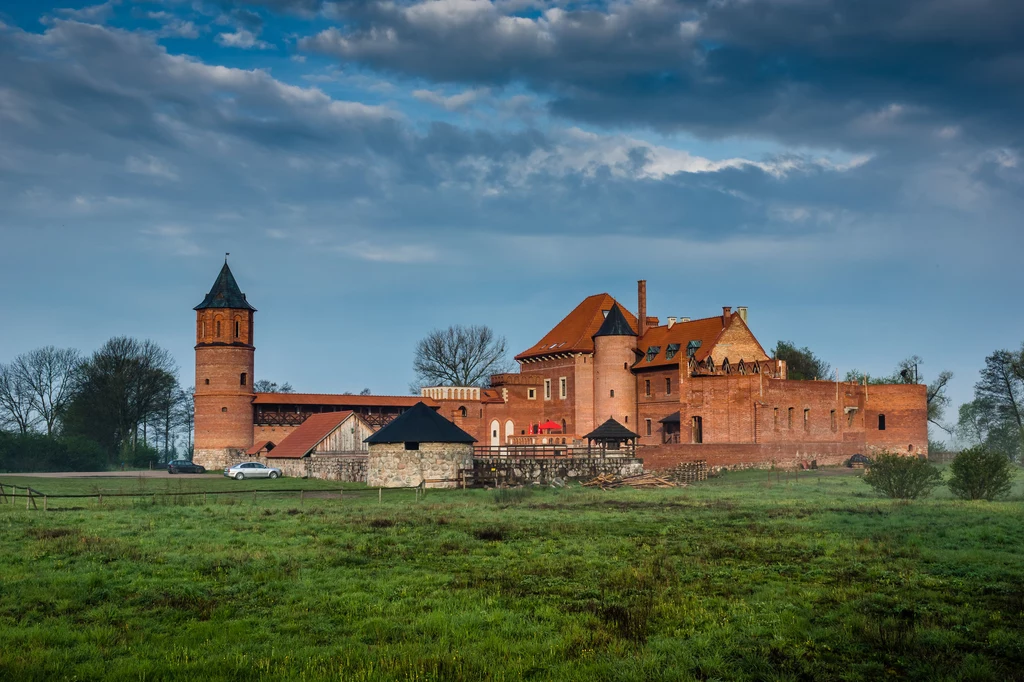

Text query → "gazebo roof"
[584,418,639,441]
[365,401,477,444]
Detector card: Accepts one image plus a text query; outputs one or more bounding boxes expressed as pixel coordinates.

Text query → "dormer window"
[645,346,661,362]
[665,343,680,360]
[687,340,702,359]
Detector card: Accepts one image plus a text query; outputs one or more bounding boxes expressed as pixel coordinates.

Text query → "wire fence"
[0,480,447,511]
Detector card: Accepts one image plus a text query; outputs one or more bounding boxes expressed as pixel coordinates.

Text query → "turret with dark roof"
[593,303,636,338]
[195,262,256,311]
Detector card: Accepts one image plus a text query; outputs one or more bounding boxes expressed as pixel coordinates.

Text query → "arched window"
[215,320,221,337]
[459,406,467,418]
[561,418,566,433]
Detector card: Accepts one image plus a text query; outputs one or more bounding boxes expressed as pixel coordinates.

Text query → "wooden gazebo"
[584,418,639,455]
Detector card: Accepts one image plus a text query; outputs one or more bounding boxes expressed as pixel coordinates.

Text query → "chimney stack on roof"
[638,280,648,337]
[667,316,677,329]
[737,306,747,323]
[722,306,732,325]
[680,317,690,323]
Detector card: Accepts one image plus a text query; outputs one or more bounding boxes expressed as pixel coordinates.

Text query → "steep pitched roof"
[516,294,638,361]
[268,411,357,459]
[633,315,728,368]
[365,401,476,444]
[585,418,639,441]
[195,263,256,311]
[253,393,437,408]
[593,303,636,338]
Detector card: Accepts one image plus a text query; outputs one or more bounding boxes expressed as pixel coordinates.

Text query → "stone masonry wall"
[309,454,367,482]
[367,442,474,488]
[473,456,643,486]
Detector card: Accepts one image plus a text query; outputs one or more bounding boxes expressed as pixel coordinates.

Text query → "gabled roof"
[516,294,638,361]
[365,401,476,444]
[195,263,256,311]
[254,393,437,408]
[584,418,639,441]
[633,315,728,368]
[593,303,636,338]
[246,440,275,456]
[268,411,358,459]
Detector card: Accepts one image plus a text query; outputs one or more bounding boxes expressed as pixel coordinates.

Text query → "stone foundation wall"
[193,448,247,471]
[309,454,368,482]
[473,456,643,486]
[367,442,473,488]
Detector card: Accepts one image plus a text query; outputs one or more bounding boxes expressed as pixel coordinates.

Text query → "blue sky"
[2,0,1023,437]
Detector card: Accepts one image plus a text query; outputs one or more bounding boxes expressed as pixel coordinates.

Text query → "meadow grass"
[1,467,1023,681]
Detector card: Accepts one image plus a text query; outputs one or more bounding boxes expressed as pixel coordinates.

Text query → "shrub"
[947,446,1014,501]
[862,452,942,500]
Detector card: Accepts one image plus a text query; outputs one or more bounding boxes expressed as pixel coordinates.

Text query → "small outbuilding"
[584,418,639,454]
[364,401,476,488]
[265,411,374,478]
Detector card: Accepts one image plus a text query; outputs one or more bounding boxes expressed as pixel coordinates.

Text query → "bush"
[862,452,942,500]
[947,446,1014,501]
[0,432,108,472]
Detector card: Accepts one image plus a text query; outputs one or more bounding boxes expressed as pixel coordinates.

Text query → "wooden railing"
[473,445,637,458]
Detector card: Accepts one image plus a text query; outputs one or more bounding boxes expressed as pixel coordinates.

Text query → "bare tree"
[411,325,513,391]
[253,380,293,393]
[13,346,81,435]
[0,362,37,434]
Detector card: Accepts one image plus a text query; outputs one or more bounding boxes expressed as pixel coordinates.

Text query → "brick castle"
[193,263,927,471]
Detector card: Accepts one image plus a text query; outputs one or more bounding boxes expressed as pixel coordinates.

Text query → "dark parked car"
[168,460,206,474]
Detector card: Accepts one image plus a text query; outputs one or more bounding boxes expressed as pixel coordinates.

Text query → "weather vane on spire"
[225,252,230,264]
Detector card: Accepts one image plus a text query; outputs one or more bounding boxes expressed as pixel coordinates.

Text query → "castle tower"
[592,303,638,428]
[192,261,256,469]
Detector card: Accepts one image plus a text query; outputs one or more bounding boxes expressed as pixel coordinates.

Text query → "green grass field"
[1,468,1023,681]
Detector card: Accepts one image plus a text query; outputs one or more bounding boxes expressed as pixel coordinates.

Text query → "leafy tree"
[411,325,513,391]
[956,348,1024,461]
[862,452,942,500]
[773,341,831,381]
[62,337,179,463]
[947,446,1015,501]
[253,380,293,393]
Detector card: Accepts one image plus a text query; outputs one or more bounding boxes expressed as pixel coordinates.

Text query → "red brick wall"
[594,335,638,429]
[708,314,769,365]
[194,310,256,465]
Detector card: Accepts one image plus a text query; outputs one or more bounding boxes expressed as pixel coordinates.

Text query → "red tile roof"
[633,315,727,368]
[267,411,358,459]
[246,440,275,456]
[254,393,437,407]
[516,294,639,361]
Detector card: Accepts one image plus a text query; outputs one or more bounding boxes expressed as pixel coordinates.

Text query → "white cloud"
[412,87,490,111]
[126,155,179,181]
[216,29,273,50]
[55,1,120,23]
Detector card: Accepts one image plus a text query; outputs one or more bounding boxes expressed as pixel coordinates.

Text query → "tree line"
[0,339,193,472]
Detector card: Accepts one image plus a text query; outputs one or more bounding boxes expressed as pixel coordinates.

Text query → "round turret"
[592,303,637,428]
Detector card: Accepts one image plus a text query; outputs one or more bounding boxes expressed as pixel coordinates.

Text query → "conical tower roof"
[365,402,477,444]
[194,262,256,311]
[593,303,636,337]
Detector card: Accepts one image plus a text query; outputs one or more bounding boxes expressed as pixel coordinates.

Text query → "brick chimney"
[722,306,732,325]
[737,306,747,323]
[637,280,648,337]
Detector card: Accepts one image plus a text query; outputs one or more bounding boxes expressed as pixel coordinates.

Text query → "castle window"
[235,321,240,338]
[610,389,615,398]
[666,377,672,394]
[646,346,661,362]
[528,388,536,400]
[240,372,247,386]
[221,407,227,413]
[205,378,210,385]
[559,377,567,399]
[459,406,467,418]
[624,415,628,423]
[788,407,794,429]
[878,414,886,430]
[645,379,651,397]
[645,419,652,436]
[804,408,810,431]
[561,418,566,433]
[404,442,419,451]
[624,362,628,370]
[774,407,779,429]
[692,416,703,444]
[215,320,221,337]
[831,410,837,431]
[201,321,206,338]
[666,343,680,360]
[544,379,551,400]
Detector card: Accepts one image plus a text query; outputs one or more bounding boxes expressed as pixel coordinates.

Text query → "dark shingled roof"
[659,413,681,424]
[584,418,639,441]
[593,303,636,338]
[195,263,256,311]
[365,402,477,444]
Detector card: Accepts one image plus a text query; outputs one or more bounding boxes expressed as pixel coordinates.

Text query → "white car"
[223,462,282,480]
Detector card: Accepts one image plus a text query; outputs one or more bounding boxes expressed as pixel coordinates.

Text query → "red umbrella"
[538,420,561,432]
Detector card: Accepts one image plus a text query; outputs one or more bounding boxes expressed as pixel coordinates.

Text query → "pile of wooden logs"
[582,473,679,489]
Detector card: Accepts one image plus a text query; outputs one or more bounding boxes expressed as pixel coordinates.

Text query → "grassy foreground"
[1,469,1023,681]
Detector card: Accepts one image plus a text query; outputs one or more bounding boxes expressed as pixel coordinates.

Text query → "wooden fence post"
[0,483,6,503]
[43,496,47,512]
[299,489,304,506]
[378,487,382,505]
[27,489,31,510]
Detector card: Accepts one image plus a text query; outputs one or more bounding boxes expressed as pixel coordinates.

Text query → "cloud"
[297,0,1024,152]
[141,225,204,256]
[216,28,274,49]
[126,155,179,180]
[56,0,121,23]
[412,87,490,111]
